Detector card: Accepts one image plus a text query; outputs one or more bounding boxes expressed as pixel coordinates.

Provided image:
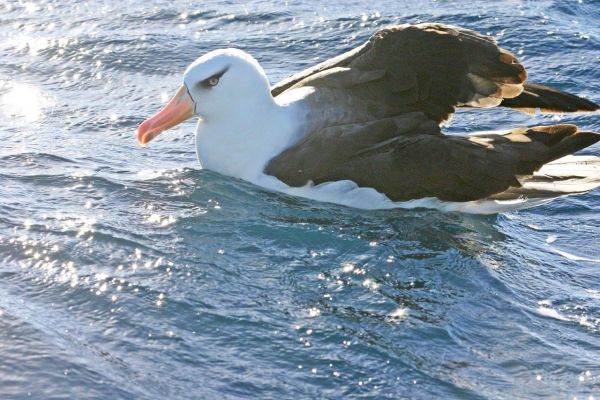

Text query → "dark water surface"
[1,0,599,398]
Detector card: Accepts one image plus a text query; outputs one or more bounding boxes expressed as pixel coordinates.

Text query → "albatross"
[137,23,600,213]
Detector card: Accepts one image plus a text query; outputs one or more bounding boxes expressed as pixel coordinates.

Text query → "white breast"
[194,97,308,182]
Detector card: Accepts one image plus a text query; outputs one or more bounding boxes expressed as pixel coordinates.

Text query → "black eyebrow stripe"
[199,66,229,88]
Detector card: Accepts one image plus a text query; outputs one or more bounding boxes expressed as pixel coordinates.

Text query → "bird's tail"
[491,155,600,201]
[500,82,599,114]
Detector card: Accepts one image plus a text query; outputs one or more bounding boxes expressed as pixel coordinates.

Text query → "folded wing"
[268,23,600,202]
[266,121,600,202]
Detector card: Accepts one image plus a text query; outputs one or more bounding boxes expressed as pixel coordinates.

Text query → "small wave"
[0,152,76,165]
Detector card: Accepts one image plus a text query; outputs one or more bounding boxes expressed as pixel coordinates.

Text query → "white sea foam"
[548,247,600,263]
[536,307,566,321]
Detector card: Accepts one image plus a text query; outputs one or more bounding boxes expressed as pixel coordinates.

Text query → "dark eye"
[208,77,219,86]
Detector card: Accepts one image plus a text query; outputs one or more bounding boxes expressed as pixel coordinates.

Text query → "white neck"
[195,97,304,182]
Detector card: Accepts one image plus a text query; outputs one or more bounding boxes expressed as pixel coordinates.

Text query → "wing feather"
[267,23,600,202]
[266,123,600,202]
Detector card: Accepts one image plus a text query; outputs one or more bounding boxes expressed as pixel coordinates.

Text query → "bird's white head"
[137,48,274,145]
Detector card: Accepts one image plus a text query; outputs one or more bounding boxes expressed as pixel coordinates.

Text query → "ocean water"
[1,0,599,398]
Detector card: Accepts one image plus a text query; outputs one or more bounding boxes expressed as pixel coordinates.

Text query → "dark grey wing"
[266,123,600,202]
[267,23,600,201]
[271,23,528,123]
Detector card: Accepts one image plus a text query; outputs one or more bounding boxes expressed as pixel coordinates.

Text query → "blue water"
[1,0,599,398]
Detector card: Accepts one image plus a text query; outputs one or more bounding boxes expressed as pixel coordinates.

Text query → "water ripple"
[1,0,599,399]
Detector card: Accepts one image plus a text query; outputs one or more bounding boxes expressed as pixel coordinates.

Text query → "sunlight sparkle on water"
[1,83,52,122]
[387,308,409,321]
[307,307,321,317]
[145,214,177,226]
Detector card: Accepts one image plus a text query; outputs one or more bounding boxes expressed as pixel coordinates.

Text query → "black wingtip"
[550,129,600,162]
[501,82,599,113]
